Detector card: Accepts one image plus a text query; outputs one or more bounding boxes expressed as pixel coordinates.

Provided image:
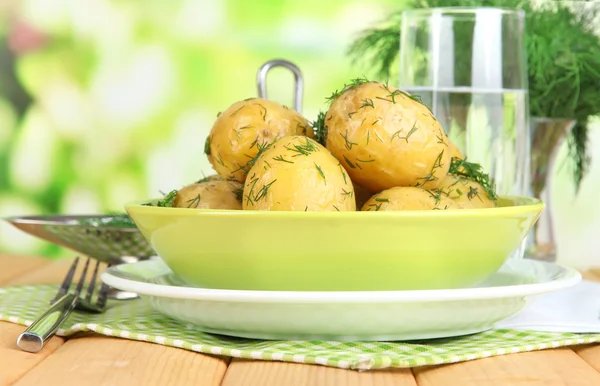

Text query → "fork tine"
[95,282,110,310]
[74,257,91,296]
[85,260,101,302]
[51,257,79,303]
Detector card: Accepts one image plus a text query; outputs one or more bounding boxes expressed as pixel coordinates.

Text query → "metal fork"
[17,257,109,353]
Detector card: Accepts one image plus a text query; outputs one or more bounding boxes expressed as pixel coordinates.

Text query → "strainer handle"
[256,59,303,113]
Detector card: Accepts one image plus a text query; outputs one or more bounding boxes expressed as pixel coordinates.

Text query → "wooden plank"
[584,270,600,282]
[0,254,50,285]
[221,359,417,386]
[0,322,65,386]
[414,349,600,385]
[13,335,229,386]
[5,257,107,286]
[575,345,600,373]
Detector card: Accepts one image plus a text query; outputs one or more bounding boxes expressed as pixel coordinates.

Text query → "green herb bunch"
[348,0,600,191]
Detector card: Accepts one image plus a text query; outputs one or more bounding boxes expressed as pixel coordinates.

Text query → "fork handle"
[17,293,78,353]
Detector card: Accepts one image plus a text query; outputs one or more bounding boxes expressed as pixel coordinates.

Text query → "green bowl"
[124,196,543,291]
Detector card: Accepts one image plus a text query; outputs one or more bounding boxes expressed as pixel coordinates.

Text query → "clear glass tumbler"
[398,7,530,198]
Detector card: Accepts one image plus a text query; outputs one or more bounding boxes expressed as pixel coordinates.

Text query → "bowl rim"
[3,214,141,232]
[124,195,544,218]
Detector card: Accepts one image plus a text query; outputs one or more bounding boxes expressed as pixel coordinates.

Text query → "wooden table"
[1,254,600,386]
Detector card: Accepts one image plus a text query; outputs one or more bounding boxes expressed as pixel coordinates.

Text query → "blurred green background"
[0,0,598,269]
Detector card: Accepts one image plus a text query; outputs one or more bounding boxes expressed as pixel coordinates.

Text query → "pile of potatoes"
[163,79,497,212]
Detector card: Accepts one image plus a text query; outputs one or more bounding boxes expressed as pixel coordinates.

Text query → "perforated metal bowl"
[5,214,156,265]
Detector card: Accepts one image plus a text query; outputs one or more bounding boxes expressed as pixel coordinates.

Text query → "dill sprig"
[312,110,328,146]
[448,157,497,201]
[186,194,201,208]
[284,137,318,157]
[315,163,326,184]
[232,186,243,202]
[204,136,211,156]
[326,76,372,104]
[156,189,178,207]
[231,140,271,176]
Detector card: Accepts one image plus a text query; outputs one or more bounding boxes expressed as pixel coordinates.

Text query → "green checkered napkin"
[1,284,599,370]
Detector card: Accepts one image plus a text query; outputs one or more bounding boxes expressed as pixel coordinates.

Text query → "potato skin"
[206,98,314,183]
[326,82,450,192]
[361,186,457,211]
[438,175,496,209]
[173,180,242,210]
[242,136,355,211]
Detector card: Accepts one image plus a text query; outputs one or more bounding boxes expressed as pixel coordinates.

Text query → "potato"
[325,81,450,192]
[173,180,242,210]
[205,98,314,183]
[438,175,496,209]
[361,186,457,211]
[242,136,355,211]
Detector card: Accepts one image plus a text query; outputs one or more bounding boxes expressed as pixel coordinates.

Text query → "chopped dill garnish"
[214,153,226,167]
[285,137,318,157]
[186,194,201,208]
[449,158,498,201]
[204,136,211,156]
[156,190,178,207]
[338,164,348,184]
[232,187,243,202]
[391,122,418,143]
[467,186,481,201]
[273,155,293,163]
[230,105,245,117]
[375,197,389,202]
[254,179,277,201]
[326,76,372,104]
[342,155,356,169]
[414,150,445,188]
[253,103,267,121]
[341,188,353,198]
[315,163,326,184]
[312,110,328,146]
[436,127,447,145]
[356,158,375,163]
[367,203,382,211]
[232,141,271,176]
[340,129,358,150]
[333,205,340,211]
[359,98,375,109]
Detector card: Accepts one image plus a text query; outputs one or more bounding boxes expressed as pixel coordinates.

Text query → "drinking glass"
[399,7,530,198]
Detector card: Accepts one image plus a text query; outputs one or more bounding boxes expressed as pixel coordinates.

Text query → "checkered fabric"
[1,285,599,370]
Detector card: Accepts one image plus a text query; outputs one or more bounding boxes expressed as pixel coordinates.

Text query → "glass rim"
[402,6,525,18]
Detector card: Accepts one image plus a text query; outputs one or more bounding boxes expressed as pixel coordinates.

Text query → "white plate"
[101,258,581,341]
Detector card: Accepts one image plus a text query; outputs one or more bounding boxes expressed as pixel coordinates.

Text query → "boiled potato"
[205,98,314,183]
[438,175,496,209]
[242,136,355,211]
[173,180,242,210]
[326,81,450,192]
[361,186,457,211]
